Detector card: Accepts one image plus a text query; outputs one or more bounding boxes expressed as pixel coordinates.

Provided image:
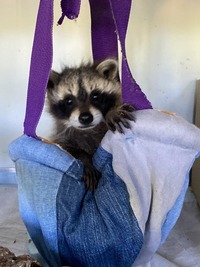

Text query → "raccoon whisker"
[78,124,95,130]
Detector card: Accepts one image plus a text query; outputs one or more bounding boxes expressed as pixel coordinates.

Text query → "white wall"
[0,0,200,168]
[128,0,200,119]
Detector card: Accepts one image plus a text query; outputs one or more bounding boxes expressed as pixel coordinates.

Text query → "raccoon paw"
[83,165,101,191]
[105,104,135,133]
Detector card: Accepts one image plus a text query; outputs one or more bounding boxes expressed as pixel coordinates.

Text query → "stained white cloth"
[101,109,200,265]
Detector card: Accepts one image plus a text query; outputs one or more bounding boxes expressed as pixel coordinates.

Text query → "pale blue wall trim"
[0,168,17,184]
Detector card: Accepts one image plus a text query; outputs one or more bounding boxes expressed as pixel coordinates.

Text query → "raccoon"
[47,59,135,190]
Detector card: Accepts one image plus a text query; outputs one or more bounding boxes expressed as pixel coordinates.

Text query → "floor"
[0,185,200,267]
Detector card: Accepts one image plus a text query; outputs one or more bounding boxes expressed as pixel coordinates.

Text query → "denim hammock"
[9,1,200,267]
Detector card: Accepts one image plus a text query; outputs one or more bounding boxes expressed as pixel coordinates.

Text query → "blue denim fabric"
[57,147,143,267]
[9,136,143,267]
[9,135,81,266]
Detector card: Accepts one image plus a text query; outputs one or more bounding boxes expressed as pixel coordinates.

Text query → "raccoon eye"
[91,92,101,102]
[65,97,73,106]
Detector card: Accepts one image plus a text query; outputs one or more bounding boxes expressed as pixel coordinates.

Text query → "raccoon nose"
[79,112,93,124]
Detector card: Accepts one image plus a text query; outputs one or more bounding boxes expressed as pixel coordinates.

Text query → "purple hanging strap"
[88,0,118,62]
[23,0,54,138]
[109,0,152,109]
[23,0,151,138]
[89,0,152,109]
[59,0,152,110]
[58,0,81,24]
[23,0,81,138]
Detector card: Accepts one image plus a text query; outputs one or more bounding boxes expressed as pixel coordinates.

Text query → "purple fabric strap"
[89,0,152,109]
[23,0,151,138]
[57,0,81,25]
[88,0,118,61]
[109,0,152,109]
[23,0,54,138]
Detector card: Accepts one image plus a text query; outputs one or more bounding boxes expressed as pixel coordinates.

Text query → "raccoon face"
[47,59,121,130]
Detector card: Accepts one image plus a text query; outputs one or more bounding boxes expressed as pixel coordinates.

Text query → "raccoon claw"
[106,103,135,133]
[83,165,101,191]
[122,103,135,113]
[120,104,135,121]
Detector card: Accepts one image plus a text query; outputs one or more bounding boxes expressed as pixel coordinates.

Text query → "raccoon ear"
[47,70,60,91]
[96,59,119,80]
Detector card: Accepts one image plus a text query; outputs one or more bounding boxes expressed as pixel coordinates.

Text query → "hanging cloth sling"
[9,0,200,266]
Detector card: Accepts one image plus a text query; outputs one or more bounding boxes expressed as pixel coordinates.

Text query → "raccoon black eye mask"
[47,58,135,190]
